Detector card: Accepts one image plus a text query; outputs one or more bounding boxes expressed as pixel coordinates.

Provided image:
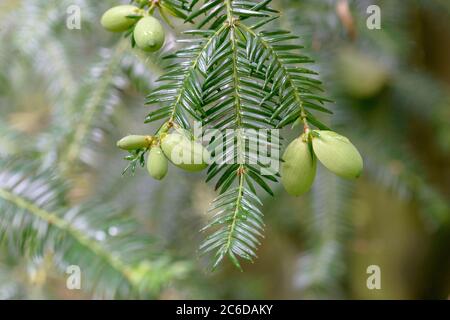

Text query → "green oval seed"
[147,147,168,180]
[161,133,209,172]
[281,137,316,196]
[133,16,165,52]
[337,48,388,98]
[312,130,363,179]
[116,135,151,150]
[101,5,141,32]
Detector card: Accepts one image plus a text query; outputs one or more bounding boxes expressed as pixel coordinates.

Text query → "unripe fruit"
[281,137,317,196]
[101,5,141,32]
[147,147,168,180]
[133,16,165,52]
[161,133,209,172]
[337,48,388,99]
[312,130,363,179]
[116,135,151,150]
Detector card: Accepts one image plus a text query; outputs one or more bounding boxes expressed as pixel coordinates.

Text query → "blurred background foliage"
[0,0,449,299]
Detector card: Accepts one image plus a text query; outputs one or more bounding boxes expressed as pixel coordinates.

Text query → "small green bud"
[281,136,316,196]
[116,135,152,150]
[101,5,141,32]
[133,16,165,52]
[147,147,168,180]
[312,130,363,179]
[128,261,152,287]
[161,133,209,172]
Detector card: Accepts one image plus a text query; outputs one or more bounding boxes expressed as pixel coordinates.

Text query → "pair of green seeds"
[117,133,210,180]
[281,130,363,196]
[101,5,165,52]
